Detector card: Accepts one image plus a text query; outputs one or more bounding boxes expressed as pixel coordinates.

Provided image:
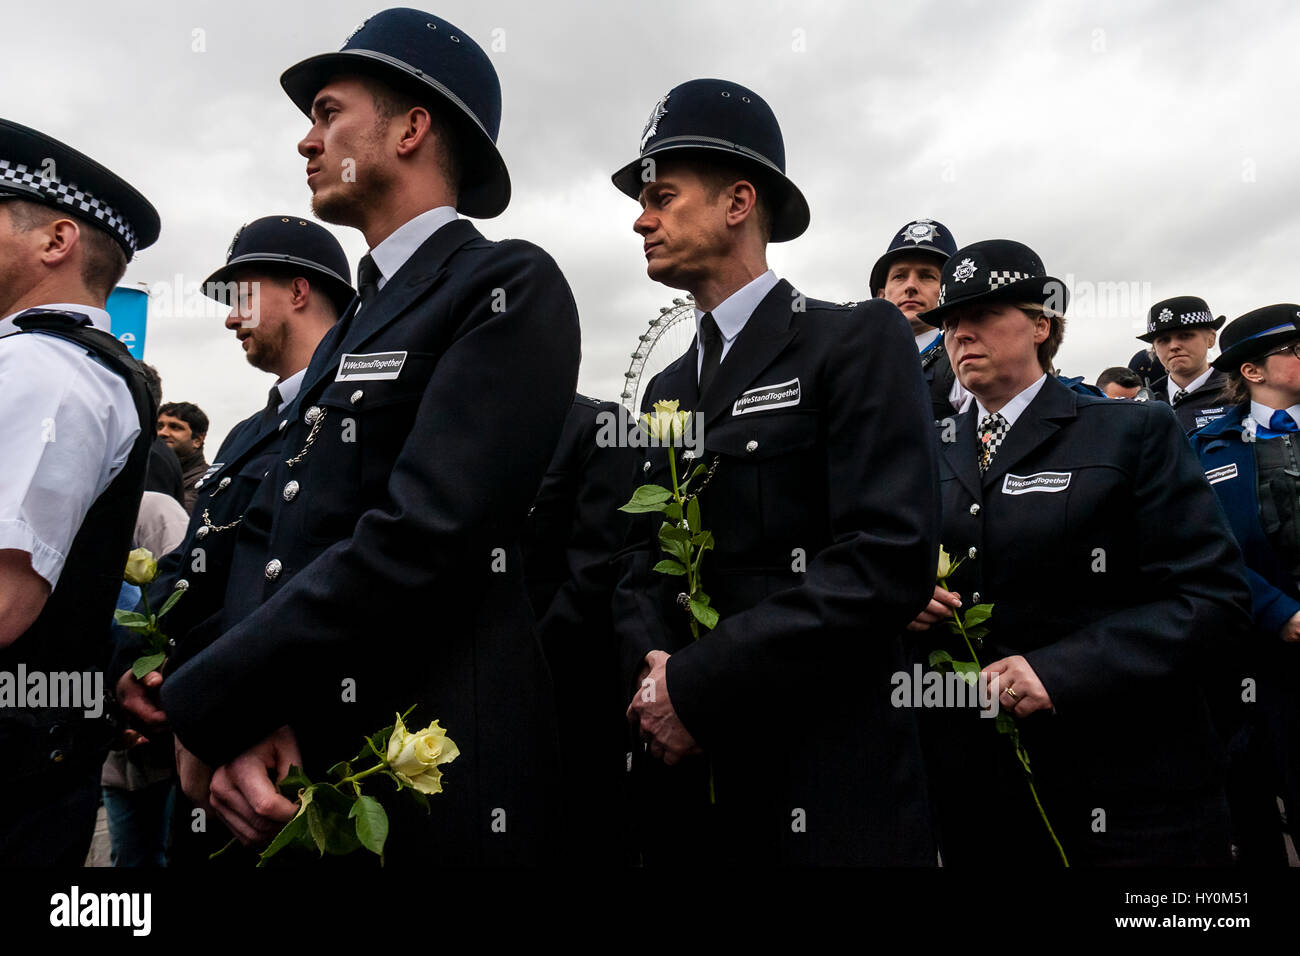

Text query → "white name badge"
[732,377,801,415]
[1205,463,1238,485]
[336,351,408,381]
[1002,471,1072,495]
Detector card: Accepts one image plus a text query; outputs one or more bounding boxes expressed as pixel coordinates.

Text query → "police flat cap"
[0,117,159,257]
[1212,304,1300,372]
[1138,295,1225,343]
[920,239,1067,327]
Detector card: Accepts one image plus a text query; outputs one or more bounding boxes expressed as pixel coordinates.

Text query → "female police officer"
[1190,305,1300,860]
[908,239,1250,866]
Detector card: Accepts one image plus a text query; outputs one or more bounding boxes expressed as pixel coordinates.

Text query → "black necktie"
[261,385,282,426]
[697,312,723,400]
[356,254,381,304]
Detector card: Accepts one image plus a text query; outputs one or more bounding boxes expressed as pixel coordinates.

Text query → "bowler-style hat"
[1211,304,1300,372]
[1137,295,1225,343]
[204,215,355,314]
[919,239,1067,327]
[280,8,509,219]
[610,78,810,242]
[869,218,957,293]
[0,117,159,257]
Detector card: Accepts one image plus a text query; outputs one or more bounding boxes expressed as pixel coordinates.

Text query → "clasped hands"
[626,649,702,766]
[117,667,301,845]
[908,584,1053,717]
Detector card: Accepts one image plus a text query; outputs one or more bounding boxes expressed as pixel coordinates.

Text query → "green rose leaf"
[278,764,314,798]
[952,659,979,686]
[994,713,1018,736]
[659,524,692,543]
[686,496,702,535]
[690,530,714,550]
[689,598,719,630]
[131,652,167,680]
[114,610,150,627]
[305,784,362,856]
[157,585,188,618]
[928,649,955,670]
[350,795,389,857]
[962,604,994,628]
[619,485,673,513]
[652,559,687,576]
[257,802,314,867]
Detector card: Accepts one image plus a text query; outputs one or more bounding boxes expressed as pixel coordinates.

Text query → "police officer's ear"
[1205,329,1218,349]
[288,276,313,311]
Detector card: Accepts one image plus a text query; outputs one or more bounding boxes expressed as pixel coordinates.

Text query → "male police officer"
[0,119,158,865]
[114,215,352,862]
[612,79,939,865]
[871,218,966,419]
[1140,295,1230,432]
[162,9,580,865]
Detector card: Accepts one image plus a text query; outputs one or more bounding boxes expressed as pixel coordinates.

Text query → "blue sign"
[107,285,149,359]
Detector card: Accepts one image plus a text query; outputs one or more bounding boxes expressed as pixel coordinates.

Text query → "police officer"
[870,218,967,419]
[113,215,352,863]
[612,79,940,865]
[1140,295,1230,432]
[0,119,159,865]
[1191,305,1300,864]
[162,9,580,865]
[909,240,1250,865]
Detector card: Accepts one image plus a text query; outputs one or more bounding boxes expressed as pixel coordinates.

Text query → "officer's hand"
[626,650,703,766]
[116,668,168,741]
[175,736,213,810]
[984,656,1052,717]
[209,725,303,846]
[1279,611,1300,643]
[906,586,961,631]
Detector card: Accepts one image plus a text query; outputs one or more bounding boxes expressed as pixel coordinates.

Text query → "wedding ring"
[1005,686,1020,701]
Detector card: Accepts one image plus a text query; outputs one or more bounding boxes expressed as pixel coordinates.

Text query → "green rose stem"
[939,570,1069,868]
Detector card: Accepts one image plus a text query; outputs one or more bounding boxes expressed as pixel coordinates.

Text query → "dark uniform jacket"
[921,334,958,421]
[921,375,1251,864]
[163,218,581,866]
[1152,369,1231,433]
[613,280,941,865]
[519,394,635,864]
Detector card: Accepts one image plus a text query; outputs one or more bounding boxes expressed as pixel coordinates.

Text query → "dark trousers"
[1,765,101,866]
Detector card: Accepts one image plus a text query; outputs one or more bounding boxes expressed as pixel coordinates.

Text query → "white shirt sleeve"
[0,333,141,589]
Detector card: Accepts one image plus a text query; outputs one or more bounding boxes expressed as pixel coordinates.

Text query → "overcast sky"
[5,0,1298,448]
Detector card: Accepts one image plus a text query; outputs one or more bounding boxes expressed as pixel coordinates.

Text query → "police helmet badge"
[901,219,939,245]
[1158,307,1173,324]
[226,223,246,263]
[640,93,669,152]
[952,258,977,283]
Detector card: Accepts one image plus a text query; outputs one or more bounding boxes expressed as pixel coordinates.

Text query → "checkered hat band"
[988,271,1030,289]
[1180,311,1213,324]
[0,158,136,253]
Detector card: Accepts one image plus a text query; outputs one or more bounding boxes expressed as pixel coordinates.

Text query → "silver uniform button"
[217,477,231,490]
[968,547,978,560]
[969,503,980,516]
[643,461,652,473]
[283,480,300,502]
[972,591,981,603]
[265,559,282,581]
[350,389,364,404]
[305,405,322,425]
[745,440,759,453]
[195,526,209,540]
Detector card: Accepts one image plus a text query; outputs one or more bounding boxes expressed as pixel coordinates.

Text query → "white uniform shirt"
[0,304,141,589]
[367,205,459,294]
[694,269,780,380]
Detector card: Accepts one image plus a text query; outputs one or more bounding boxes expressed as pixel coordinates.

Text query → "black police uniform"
[163,11,581,867]
[519,394,637,865]
[916,241,1251,866]
[610,80,940,866]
